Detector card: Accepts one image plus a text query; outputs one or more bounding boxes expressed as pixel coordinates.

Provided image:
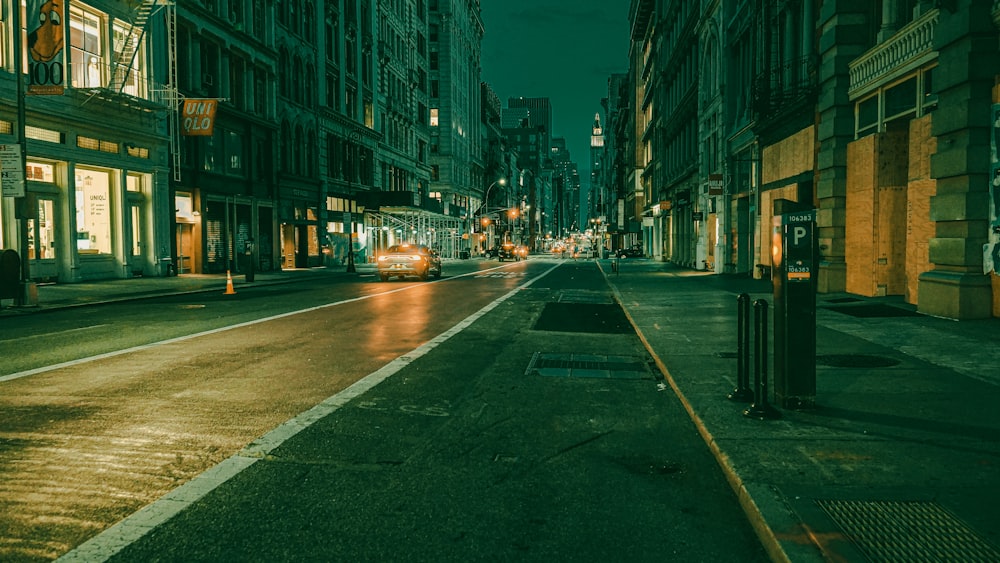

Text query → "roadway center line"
[55,262,561,563]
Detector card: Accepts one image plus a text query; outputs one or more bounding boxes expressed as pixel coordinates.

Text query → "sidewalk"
[604,259,1000,562]
[0,265,370,313]
[6,258,1000,561]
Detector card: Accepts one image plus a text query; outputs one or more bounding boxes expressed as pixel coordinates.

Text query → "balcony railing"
[849,9,938,97]
[752,55,817,116]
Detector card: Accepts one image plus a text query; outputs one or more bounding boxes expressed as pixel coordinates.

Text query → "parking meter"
[771,199,816,409]
[244,238,255,282]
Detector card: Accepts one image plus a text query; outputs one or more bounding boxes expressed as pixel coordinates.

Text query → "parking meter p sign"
[783,211,814,282]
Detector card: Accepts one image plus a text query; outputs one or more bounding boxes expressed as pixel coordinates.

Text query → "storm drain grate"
[816,499,1000,562]
[526,353,651,379]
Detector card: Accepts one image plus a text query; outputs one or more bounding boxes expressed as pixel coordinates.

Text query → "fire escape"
[105,0,181,181]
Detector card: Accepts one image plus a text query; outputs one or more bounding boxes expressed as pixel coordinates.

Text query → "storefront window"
[75,169,112,254]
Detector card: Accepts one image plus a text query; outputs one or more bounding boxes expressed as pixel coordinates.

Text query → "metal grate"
[816,499,1000,562]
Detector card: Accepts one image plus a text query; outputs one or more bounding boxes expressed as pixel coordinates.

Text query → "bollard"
[743,299,781,420]
[728,293,754,402]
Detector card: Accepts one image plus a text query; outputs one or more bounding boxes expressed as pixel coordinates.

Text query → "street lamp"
[477,178,506,252]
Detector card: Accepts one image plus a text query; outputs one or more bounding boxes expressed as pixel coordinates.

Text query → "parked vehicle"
[377,244,442,281]
[616,245,643,259]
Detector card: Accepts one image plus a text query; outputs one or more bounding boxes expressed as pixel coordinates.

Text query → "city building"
[626,0,1000,320]
[425,0,484,257]
[0,0,176,291]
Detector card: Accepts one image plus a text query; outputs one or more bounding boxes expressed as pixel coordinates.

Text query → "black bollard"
[728,293,754,402]
[744,299,781,420]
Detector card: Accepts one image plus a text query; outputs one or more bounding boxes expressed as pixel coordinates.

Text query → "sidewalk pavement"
[604,260,1000,562]
[4,258,1000,561]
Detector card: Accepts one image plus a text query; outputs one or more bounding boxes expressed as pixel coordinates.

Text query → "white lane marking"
[1,263,533,383]
[55,263,561,562]
[0,324,109,344]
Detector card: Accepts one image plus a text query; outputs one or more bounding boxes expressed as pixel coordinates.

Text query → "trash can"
[160,256,176,277]
[0,249,20,300]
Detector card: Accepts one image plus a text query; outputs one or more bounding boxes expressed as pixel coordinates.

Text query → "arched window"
[279,49,290,98]
[294,56,304,104]
[295,124,305,175]
[306,129,317,177]
[281,120,292,173]
[305,63,316,107]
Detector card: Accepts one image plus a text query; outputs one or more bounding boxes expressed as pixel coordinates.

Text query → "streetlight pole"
[476,178,505,253]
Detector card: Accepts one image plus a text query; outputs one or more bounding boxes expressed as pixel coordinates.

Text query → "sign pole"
[11,2,35,305]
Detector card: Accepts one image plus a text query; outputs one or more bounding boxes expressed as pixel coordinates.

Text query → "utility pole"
[10,0,35,306]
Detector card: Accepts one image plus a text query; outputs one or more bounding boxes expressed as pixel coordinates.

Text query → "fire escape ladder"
[109,0,156,93]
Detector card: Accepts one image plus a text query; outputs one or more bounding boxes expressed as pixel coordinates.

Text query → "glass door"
[129,202,144,275]
[28,197,59,280]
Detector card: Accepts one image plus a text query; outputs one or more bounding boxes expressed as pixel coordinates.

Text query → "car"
[616,245,643,259]
[497,242,516,261]
[377,244,442,281]
[514,245,529,260]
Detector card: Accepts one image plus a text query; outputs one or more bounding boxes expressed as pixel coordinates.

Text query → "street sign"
[0,144,26,198]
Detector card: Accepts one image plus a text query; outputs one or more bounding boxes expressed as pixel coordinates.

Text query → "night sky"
[480,0,632,195]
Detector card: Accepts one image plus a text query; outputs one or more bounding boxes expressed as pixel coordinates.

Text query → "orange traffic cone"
[224,270,236,295]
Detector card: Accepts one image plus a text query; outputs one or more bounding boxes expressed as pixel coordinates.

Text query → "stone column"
[919,1,999,319]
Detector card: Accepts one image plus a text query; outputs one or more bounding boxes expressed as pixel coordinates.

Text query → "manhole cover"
[817,354,900,368]
[526,353,651,379]
[816,499,1000,562]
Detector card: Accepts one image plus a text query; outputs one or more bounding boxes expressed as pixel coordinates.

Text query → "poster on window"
[987,104,1000,274]
[26,0,66,95]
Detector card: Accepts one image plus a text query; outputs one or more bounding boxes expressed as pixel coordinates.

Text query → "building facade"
[624,0,1000,320]
[1,0,174,289]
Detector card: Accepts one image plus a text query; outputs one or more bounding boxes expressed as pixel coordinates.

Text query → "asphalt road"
[0,258,767,562]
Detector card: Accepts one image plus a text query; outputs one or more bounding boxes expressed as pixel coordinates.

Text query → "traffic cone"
[224,270,236,295]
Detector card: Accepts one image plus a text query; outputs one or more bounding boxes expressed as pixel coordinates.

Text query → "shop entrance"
[127,202,145,276]
[176,223,195,274]
[27,196,58,280]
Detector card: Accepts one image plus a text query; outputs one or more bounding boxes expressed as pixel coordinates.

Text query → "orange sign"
[181,99,218,136]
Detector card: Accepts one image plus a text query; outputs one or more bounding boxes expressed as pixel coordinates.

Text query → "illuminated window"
[430,108,439,126]
[75,168,112,255]
[26,161,55,182]
[70,5,105,88]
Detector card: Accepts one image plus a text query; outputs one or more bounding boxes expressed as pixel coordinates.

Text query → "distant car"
[377,244,442,281]
[484,246,500,259]
[497,242,516,262]
[514,245,529,260]
[616,245,643,259]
